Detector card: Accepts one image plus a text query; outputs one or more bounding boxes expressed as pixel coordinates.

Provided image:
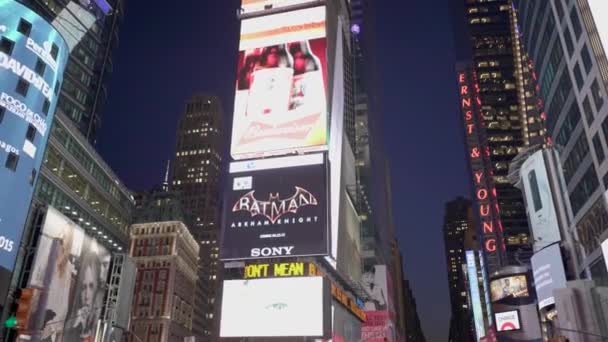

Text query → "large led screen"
[466,251,485,342]
[219,277,329,337]
[240,0,315,14]
[521,150,560,251]
[26,207,111,341]
[0,0,68,289]
[490,275,529,302]
[220,154,328,260]
[588,1,608,62]
[531,244,567,310]
[231,6,328,159]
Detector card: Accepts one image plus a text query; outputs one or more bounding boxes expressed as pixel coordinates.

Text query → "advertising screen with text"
[231,6,328,159]
[220,154,328,260]
[490,275,529,302]
[0,0,68,307]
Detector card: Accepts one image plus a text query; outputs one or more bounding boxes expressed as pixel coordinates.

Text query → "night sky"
[97,1,469,341]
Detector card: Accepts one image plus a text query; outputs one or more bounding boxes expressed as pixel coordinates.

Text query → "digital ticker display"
[0,0,68,305]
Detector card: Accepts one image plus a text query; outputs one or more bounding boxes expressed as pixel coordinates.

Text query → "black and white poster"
[220,154,329,260]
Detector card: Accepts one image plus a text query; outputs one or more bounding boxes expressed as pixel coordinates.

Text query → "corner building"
[517,0,608,284]
[217,0,387,341]
[454,0,546,270]
[170,93,223,339]
[129,221,199,342]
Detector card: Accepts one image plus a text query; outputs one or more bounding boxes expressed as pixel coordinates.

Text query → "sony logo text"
[251,246,294,257]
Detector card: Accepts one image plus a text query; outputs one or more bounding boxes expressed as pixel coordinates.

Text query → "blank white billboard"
[220,277,328,337]
[588,1,608,56]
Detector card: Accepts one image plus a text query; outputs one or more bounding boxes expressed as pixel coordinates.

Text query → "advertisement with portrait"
[219,277,330,338]
[490,275,529,302]
[520,150,560,252]
[220,153,329,260]
[361,265,397,342]
[231,5,328,159]
[26,206,111,342]
[531,244,567,310]
[0,0,69,307]
[240,0,316,14]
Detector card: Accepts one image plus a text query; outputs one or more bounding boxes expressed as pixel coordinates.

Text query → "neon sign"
[458,67,506,271]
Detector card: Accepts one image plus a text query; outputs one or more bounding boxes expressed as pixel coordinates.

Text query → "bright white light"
[220,277,325,337]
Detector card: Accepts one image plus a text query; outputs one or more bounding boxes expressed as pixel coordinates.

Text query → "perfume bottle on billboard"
[288,40,325,115]
[246,44,294,120]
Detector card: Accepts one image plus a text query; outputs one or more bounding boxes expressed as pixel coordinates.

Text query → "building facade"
[170,93,224,339]
[454,0,546,271]
[517,0,608,284]
[443,197,475,342]
[129,221,199,342]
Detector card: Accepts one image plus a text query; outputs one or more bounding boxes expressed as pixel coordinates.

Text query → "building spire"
[162,159,170,191]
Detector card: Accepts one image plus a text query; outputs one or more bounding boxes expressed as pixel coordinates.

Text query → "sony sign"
[251,246,294,257]
[221,154,329,260]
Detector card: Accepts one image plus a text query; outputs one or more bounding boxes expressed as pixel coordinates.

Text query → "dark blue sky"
[97,1,469,341]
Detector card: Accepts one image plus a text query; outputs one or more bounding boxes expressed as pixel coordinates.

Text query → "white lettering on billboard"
[25,37,58,72]
[495,311,521,331]
[240,0,316,14]
[0,53,52,100]
[0,92,48,136]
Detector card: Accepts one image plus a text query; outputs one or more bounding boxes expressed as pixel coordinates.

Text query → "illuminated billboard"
[490,275,529,302]
[520,150,560,251]
[26,207,111,340]
[495,311,521,332]
[466,251,486,342]
[361,265,397,342]
[219,277,330,337]
[220,153,329,260]
[240,0,315,14]
[0,0,68,287]
[531,244,567,310]
[231,5,328,159]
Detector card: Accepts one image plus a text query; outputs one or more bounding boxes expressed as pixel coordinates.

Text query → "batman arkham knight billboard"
[220,154,329,260]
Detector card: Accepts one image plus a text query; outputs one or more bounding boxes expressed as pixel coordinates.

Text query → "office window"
[42,99,50,115]
[592,79,604,109]
[593,134,605,163]
[17,19,32,36]
[583,96,594,124]
[16,78,29,97]
[29,169,36,185]
[570,7,583,39]
[564,27,574,56]
[563,134,589,183]
[0,37,14,55]
[5,152,18,171]
[0,108,4,124]
[26,124,36,142]
[50,43,59,60]
[34,58,46,76]
[556,102,580,147]
[574,63,584,90]
[569,166,599,215]
[581,44,593,73]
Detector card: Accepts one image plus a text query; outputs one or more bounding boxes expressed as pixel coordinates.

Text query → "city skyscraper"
[170,93,224,339]
[442,197,475,342]
[517,0,608,284]
[453,0,546,271]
